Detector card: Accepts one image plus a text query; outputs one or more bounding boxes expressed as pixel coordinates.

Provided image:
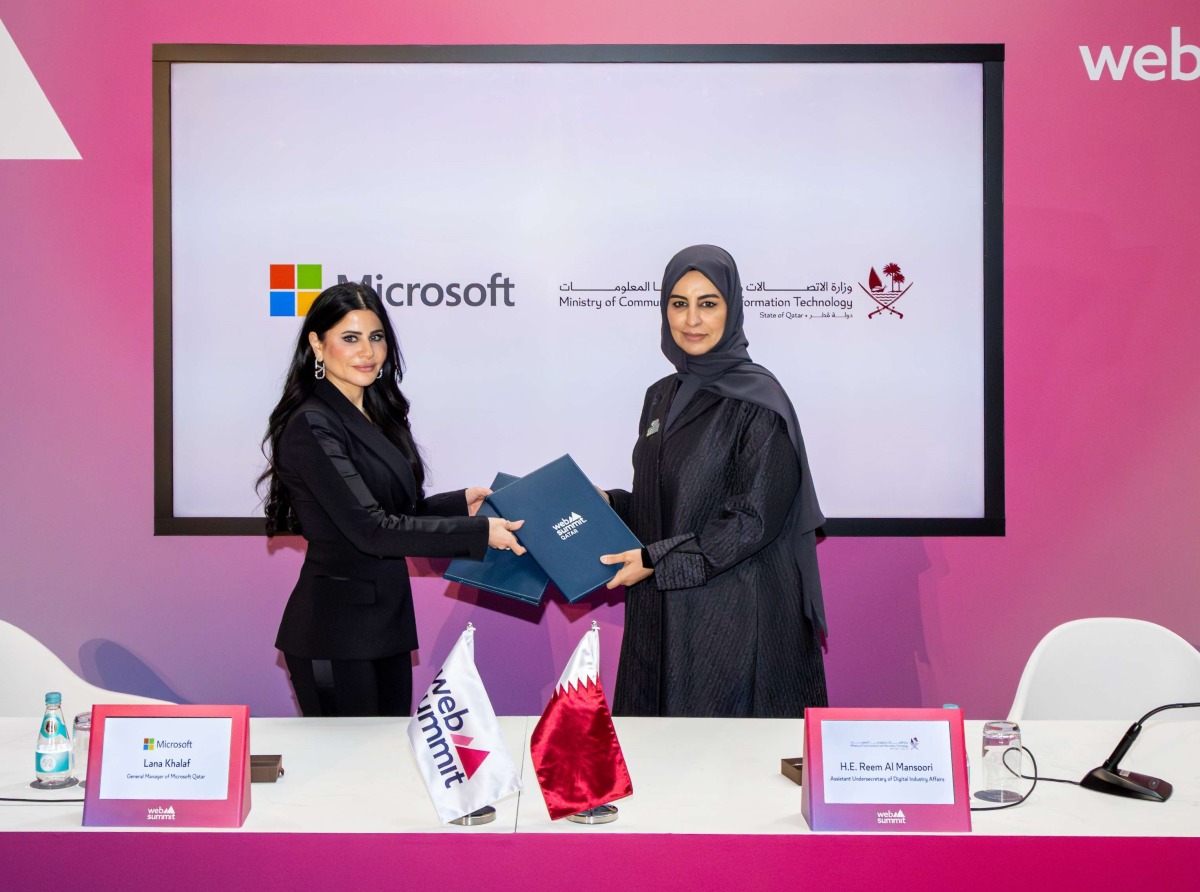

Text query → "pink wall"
[2,0,1198,719]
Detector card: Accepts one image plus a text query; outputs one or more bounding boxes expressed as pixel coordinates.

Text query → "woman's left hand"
[600,549,654,589]
[465,487,492,517]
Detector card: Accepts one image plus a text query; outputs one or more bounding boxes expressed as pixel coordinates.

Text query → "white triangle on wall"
[0,16,80,159]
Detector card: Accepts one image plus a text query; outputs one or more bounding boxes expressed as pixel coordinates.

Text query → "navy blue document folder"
[443,472,550,605]
[485,454,643,603]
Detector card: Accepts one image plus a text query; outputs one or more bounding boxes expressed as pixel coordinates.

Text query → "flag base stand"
[450,806,497,826]
[566,804,618,825]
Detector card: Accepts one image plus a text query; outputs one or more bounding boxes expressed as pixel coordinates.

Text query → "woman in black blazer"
[258,282,524,717]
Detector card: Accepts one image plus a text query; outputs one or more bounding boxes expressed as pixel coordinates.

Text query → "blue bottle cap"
[45,692,62,705]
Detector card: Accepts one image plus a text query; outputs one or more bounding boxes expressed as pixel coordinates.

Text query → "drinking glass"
[72,711,92,788]
[975,720,1023,803]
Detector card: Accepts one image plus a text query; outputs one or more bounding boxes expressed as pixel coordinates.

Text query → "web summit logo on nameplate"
[553,512,587,540]
[270,264,323,317]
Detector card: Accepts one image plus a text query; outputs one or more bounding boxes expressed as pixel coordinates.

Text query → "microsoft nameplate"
[83,704,251,828]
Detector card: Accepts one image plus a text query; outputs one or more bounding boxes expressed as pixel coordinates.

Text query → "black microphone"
[1079,702,1200,802]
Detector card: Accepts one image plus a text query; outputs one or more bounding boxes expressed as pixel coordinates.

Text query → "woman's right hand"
[488,517,526,555]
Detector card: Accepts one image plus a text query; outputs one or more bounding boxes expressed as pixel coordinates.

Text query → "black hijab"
[660,244,828,633]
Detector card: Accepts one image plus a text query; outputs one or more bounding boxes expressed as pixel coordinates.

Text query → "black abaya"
[609,377,827,718]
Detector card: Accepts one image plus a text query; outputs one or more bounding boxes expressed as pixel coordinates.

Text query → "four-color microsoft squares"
[270,264,322,316]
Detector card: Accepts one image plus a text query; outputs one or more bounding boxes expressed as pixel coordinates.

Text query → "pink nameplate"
[801,707,970,832]
[82,704,251,828]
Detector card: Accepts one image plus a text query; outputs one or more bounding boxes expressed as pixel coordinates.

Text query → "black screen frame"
[153,43,1005,537]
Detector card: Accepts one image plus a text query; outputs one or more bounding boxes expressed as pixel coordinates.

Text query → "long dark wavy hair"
[257,282,425,535]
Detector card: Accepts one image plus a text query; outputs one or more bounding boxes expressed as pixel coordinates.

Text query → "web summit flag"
[530,622,633,819]
[407,624,521,823]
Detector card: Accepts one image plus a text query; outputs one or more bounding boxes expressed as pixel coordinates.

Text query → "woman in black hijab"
[600,245,827,717]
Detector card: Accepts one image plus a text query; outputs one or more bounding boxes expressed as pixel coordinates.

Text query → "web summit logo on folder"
[553,512,588,540]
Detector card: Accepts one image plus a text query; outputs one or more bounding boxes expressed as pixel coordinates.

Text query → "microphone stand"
[1079,702,1200,802]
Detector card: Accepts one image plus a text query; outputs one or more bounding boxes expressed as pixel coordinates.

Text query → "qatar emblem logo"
[858,262,913,319]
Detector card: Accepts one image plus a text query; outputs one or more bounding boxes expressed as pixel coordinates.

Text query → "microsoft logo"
[143,738,155,750]
[270,264,323,316]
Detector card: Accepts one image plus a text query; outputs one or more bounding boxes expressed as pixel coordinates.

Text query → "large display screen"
[154,45,1004,536]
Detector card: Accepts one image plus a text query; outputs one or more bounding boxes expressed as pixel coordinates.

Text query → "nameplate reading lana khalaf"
[443,472,550,606]
[485,454,642,603]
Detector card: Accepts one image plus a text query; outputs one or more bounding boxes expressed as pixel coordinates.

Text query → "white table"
[2,716,1198,889]
[511,717,1200,836]
[0,716,531,833]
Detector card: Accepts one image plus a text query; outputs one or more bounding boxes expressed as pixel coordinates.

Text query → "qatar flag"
[530,622,633,819]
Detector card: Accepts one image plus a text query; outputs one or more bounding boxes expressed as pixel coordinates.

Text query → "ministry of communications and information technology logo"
[858,262,914,319]
[270,264,323,316]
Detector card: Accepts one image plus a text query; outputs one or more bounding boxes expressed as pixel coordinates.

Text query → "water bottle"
[35,692,73,787]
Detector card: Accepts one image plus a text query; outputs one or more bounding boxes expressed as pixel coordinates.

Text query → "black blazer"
[274,379,489,660]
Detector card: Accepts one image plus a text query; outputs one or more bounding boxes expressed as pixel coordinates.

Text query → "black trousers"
[284,652,413,717]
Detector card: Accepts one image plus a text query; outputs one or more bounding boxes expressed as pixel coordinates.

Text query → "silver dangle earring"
[314,358,326,380]
[376,368,383,380]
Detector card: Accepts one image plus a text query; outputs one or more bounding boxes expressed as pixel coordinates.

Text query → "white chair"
[0,619,172,717]
[1008,617,1200,722]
